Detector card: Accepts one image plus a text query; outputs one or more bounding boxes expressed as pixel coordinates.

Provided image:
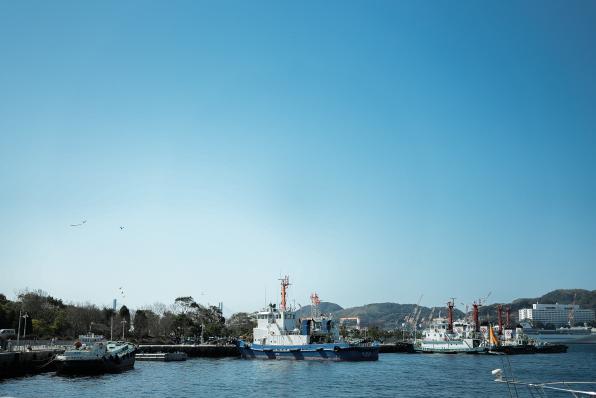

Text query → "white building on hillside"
[519,303,594,327]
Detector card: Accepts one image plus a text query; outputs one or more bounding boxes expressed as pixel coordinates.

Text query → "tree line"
[0,289,255,343]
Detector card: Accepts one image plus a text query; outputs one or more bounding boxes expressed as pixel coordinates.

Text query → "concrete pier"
[136,352,188,361]
[138,344,239,358]
[138,343,417,357]
[0,348,64,378]
[379,342,415,353]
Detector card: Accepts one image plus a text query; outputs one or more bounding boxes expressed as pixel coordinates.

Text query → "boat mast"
[473,302,480,332]
[279,276,290,311]
[447,299,454,333]
[497,304,503,336]
[310,292,321,318]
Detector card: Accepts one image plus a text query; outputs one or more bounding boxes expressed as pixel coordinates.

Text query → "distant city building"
[519,303,595,327]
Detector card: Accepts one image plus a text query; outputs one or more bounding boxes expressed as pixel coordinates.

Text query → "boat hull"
[55,353,136,375]
[237,341,379,361]
[490,343,568,355]
[523,331,596,344]
[416,347,486,354]
[414,340,485,354]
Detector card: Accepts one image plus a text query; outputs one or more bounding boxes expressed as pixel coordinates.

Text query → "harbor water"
[1,345,595,397]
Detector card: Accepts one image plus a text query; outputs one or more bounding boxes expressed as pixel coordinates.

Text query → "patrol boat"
[237,276,379,361]
[55,333,137,374]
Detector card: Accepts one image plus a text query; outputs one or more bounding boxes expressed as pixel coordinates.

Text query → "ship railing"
[492,369,596,396]
[350,342,380,348]
[7,343,70,352]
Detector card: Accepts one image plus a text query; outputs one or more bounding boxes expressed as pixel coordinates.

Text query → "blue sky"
[1,1,595,314]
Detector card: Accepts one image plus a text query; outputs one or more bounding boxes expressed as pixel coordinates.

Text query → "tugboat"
[55,333,137,374]
[237,276,379,361]
[414,300,485,354]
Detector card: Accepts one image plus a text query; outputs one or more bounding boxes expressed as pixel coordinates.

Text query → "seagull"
[70,220,87,227]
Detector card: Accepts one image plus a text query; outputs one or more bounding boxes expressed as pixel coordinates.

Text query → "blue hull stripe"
[236,340,379,361]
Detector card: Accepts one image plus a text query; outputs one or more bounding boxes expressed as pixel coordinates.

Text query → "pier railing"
[5,340,70,352]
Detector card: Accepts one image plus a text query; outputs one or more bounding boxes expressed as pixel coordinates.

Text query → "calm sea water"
[1,345,595,397]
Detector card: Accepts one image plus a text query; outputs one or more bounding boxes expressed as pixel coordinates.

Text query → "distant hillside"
[292,289,595,330]
[295,301,462,329]
[516,289,596,311]
[333,303,464,328]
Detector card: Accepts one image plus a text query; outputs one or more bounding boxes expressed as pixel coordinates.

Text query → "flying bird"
[70,220,87,227]
[120,226,125,230]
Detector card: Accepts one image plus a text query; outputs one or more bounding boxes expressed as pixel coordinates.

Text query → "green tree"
[133,310,149,338]
[171,313,193,341]
[226,312,255,338]
[367,325,384,341]
[51,310,70,336]
[119,305,131,324]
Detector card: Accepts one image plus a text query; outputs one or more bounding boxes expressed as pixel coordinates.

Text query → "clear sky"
[1,1,595,314]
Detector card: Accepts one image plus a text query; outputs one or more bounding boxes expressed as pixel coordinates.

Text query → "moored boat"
[414,300,485,354]
[488,325,568,354]
[237,276,379,361]
[55,334,137,374]
[485,305,568,354]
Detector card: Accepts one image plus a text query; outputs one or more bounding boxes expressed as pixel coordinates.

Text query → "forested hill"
[295,289,595,329]
[332,303,464,328]
[294,302,343,318]
[295,302,464,329]
[478,289,596,324]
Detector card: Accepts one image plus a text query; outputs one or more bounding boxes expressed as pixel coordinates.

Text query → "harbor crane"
[479,291,492,322]
[407,294,423,329]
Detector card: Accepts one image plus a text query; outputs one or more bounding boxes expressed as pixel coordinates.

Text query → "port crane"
[406,294,423,329]
[478,291,492,323]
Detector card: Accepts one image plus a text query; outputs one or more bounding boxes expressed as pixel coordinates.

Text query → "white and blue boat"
[237,276,379,361]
